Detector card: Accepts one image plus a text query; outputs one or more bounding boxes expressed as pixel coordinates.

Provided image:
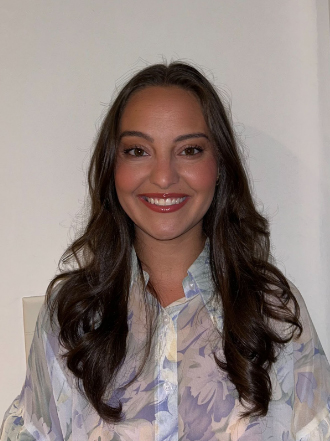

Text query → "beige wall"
[1,0,329,416]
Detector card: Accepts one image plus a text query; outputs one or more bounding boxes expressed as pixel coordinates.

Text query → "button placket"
[155,308,178,441]
[161,311,176,398]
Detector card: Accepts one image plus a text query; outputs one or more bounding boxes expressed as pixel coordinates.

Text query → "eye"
[123,147,148,157]
[180,146,203,156]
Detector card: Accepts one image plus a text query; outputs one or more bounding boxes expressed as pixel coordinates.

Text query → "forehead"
[120,86,208,133]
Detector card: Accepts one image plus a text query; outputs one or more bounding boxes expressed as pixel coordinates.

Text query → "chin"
[148,231,185,241]
[134,223,185,241]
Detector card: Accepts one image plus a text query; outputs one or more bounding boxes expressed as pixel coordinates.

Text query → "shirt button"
[163,316,170,325]
[163,381,173,393]
[189,281,194,289]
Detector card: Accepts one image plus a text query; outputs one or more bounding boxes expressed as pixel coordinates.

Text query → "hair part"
[47,61,302,422]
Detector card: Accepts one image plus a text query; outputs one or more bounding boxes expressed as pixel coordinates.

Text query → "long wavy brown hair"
[47,62,302,423]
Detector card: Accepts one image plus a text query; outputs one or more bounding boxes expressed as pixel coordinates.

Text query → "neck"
[134,227,206,288]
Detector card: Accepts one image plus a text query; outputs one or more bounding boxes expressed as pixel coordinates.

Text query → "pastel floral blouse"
[1,243,330,440]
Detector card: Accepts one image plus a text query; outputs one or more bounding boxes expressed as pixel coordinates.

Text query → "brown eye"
[124,147,148,157]
[181,146,203,156]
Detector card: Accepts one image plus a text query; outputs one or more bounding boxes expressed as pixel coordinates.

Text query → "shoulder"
[33,294,59,338]
[1,287,67,441]
[287,280,307,318]
[285,282,330,439]
[25,284,63,370]
[287,280,322,348]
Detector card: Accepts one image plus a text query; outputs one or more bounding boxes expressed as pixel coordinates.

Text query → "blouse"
[1,242,330,441]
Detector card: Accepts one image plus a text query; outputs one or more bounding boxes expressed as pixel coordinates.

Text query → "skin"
[115,86,218,306]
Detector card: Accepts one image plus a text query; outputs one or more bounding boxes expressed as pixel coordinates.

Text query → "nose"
[149,156,179,189]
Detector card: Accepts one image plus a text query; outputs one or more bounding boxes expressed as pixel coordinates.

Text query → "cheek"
[114,162,145,196]
[185,159,218,194]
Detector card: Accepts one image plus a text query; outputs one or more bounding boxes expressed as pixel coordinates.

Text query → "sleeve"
[290,284,330,441]
[0,303,72,441]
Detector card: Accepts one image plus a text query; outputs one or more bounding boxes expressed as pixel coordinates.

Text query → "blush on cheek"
[186,161,218,190]
[115,174,133,194]
[114,163,145,194]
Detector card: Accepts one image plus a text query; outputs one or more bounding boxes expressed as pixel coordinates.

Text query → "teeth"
[144,197,186,206]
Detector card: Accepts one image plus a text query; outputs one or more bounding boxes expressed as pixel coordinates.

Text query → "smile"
[143,196,186,206]
[138,193,189,213]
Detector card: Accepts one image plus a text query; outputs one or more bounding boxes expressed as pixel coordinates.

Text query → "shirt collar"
[182,238,213,301]
[184,239,223,329]
[130,239,223,328]
[130,247,149,288]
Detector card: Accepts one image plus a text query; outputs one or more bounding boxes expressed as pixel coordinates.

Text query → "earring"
[216,170,220,186]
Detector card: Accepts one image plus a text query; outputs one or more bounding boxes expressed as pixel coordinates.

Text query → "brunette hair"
[47,62,302,422]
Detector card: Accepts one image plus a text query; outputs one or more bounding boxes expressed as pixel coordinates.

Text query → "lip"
[139,193,188,198]
[138,193,190,213]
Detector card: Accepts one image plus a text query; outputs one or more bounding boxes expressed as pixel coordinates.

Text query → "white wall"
[1,0,329,417]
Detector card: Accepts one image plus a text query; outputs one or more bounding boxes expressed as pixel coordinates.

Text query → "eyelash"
[123,147,148,157]
[180,146,204,156]
[122,145,204,157]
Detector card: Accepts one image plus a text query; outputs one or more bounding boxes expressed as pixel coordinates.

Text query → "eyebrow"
[174,133,209,142]
[119,131,153,142]
[118,131,209,143]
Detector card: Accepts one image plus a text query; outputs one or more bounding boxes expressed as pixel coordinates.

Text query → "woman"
[1,62,330,441]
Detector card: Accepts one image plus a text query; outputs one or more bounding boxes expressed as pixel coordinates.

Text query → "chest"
[73,297,295,441]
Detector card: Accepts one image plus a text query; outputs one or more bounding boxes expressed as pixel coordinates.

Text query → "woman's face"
[115,86,218,243]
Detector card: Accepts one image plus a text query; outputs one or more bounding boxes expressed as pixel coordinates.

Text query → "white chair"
[22,296,45,363]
